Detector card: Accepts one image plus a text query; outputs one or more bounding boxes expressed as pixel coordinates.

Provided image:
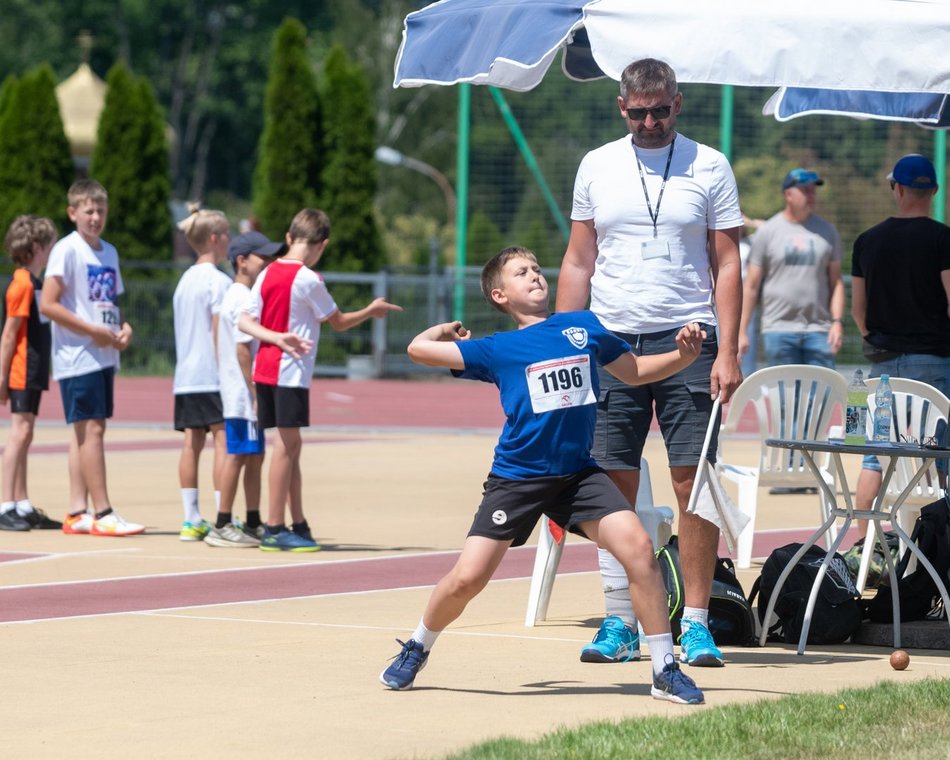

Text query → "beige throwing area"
[1,426,947,759]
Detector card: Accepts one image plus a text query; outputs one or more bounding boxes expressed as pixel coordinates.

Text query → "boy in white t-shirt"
[40,179,142,536]
[238,208,402,552]
[204,231,286,548]
[173,209,233,541]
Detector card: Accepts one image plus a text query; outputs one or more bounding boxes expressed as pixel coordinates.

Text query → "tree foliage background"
[90,61,172,269]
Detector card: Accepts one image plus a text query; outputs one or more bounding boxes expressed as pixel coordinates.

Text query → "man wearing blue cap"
[739,167,845,369]
[851,153,950,514]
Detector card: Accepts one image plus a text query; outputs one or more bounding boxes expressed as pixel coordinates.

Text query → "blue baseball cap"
[782,168,824,190]
[887,154,937,189]
[227,231,287,264]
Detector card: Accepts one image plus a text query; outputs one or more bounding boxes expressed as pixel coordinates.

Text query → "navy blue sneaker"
[380,639,429,690]
[678,619,724,667]
[259,528,320,552]
[580,616,640,662]
[651,655,704,704]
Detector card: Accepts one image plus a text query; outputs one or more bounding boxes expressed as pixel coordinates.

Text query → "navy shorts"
[174,391,224,432]
[256,384,309,429]
[225,418,265,456]
[9,388,43,415]
[59,367,114,424]
[467,467,633,547]
[591,324,719,469]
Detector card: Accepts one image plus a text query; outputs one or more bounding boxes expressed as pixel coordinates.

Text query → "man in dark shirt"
[851,153,950,509]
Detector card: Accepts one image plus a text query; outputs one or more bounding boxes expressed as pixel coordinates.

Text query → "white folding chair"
[855,376,949,590]
[523,458,673,626]
[717,365,847,569]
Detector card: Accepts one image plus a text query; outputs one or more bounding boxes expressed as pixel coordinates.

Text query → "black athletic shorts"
[174,391,224,432]
[467,467,633,547]
[256,384,309,429]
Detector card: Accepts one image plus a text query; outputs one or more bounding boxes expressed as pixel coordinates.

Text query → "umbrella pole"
[935,129,946,224]
[454,84,471,323]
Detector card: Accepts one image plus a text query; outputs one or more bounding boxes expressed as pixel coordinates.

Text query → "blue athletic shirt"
[455,311,630,479]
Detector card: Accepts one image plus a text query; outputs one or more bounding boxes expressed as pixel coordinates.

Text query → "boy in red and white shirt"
[239,208,401,551]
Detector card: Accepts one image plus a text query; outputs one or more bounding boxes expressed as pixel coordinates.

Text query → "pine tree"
[252,18,323,239]
[0,66,73,235]
[90,62,172,268]
[320,44,382,272]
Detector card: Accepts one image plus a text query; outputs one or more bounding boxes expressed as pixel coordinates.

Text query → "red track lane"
[0,543,598,624]
[0,525,862,624]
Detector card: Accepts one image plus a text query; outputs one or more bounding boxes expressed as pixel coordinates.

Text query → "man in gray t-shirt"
[739,168,845,368]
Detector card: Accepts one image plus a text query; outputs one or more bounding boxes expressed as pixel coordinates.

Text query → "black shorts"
[174,392,224,432]
[256,384,310,429]
[467,467,633,547]
[9,388,43,415]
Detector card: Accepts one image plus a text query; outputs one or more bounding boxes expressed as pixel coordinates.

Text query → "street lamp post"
[375,146,457,325]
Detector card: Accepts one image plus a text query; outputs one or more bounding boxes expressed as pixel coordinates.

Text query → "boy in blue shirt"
[380,246,706,704]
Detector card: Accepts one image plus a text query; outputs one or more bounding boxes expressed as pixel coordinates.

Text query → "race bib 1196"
[525,354,595,414]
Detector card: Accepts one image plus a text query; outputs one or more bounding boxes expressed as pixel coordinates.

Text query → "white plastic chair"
[856,376,949,590]
[717,365,847,569]
[523,458,673,626]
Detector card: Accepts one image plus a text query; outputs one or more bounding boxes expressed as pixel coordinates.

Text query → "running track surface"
[0,526,860,624]
[0,377,824,624]
[0,376,767,432]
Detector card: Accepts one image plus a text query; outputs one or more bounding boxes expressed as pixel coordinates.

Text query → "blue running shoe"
[651,655,704,704]
[579,616,640,663]
[678,619,724,667]
[259,528,321,552]
[379,639,428,690]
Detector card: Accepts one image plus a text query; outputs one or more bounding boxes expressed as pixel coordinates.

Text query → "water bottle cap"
[881,373,889,382]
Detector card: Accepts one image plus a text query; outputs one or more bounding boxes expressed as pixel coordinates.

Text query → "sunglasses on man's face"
[624,104,673,122]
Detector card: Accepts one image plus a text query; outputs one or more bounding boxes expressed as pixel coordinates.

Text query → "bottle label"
[845,402,867,443]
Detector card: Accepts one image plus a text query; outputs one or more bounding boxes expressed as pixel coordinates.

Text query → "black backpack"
[656,535,757,646]
[867,496,950,622]
[750,543,862,645]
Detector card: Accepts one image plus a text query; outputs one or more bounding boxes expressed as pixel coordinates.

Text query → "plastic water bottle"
[873,374,893,442]
[845,369,869,444]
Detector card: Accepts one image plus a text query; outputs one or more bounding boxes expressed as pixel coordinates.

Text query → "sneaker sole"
[681,651,724,667]
[378,660,427,690]
[204,536,260,548]
[579,649,641,663]
[62,527,91,535]
[90,528,146,537]
[259,545,321,552]
[650,686,704,704]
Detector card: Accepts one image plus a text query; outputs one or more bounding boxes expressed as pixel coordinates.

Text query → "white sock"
[180,488,202,524]
[682,607,709,628]
[644,633,675,676]
[411,619,441,652]
[598,548,637,629]
[15,499,34,516]
[0,501,15,514]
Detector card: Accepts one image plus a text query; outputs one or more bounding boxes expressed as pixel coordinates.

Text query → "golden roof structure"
[55,61,106,163]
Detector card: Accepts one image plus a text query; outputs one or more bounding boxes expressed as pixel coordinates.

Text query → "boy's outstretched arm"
[237,313,314,359]
[407,321,471,370]
[327,297,402,332]
[604,322,706,385]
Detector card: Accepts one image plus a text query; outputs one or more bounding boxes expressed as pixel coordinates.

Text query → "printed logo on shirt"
[561,327,589,350]
[87,265,117,303]
[491,510,507,525]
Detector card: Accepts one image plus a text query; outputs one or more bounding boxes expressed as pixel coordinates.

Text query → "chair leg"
[524,518,566,627]
[735,478,758,569]
[819,472,839,549]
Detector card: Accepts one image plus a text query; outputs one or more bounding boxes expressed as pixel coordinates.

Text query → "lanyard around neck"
[632,134,676,239]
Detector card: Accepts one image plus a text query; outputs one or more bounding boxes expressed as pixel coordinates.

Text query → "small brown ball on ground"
[890,649,910,670]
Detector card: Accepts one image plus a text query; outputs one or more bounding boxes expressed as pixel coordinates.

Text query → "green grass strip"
[423,677,950,760]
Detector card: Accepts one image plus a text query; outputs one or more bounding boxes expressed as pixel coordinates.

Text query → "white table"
[762,438,950,654]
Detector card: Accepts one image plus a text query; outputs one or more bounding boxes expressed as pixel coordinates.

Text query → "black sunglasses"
[625,104,673,121]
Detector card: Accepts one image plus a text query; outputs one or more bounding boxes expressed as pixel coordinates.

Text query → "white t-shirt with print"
[173,261,231,394]
[217,281,257,420]
[46,230,125,381]
[571,133,743,334]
